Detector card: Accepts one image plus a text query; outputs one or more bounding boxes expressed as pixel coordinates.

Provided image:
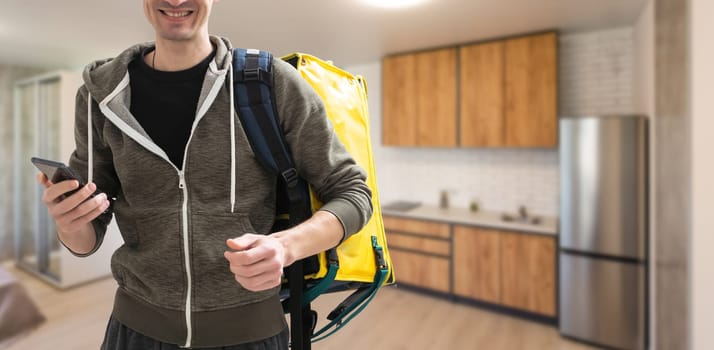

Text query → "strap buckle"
[282,168,299,188]
[242,68,260,81]
[239,68,272,86]
[372,236,387,270]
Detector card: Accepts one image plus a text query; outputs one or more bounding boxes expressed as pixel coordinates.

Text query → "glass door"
[14,76,62,282]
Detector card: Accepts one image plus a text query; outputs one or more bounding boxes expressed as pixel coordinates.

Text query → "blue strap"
[231,48,286,174]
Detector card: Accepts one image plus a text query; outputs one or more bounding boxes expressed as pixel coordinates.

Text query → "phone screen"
[31,157,86,199]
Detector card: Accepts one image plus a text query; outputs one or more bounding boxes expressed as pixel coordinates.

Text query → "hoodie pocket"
[114,215,140,247]
[111,211,186,309]
[191,211,277,311]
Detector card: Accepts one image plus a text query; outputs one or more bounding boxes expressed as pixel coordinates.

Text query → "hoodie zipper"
[178,170,192,348]
[175,65,227,344]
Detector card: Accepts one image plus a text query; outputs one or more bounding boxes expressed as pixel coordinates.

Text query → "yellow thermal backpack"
[230,49,393,349]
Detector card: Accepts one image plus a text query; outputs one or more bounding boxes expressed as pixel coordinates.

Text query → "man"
[36,0,373,349]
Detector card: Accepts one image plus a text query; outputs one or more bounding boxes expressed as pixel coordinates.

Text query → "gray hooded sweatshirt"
[70,36,372,347]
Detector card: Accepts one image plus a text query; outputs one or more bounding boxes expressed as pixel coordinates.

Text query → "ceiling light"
[361,0,427,9]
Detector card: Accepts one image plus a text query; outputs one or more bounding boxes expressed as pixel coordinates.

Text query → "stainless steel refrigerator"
[559,116,648,350]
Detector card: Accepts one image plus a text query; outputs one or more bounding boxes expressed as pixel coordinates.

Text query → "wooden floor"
[5,264,597,350]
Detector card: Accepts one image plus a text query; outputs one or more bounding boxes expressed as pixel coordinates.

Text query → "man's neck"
[148,35,214,72]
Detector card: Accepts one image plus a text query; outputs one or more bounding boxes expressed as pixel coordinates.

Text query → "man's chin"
[157,30,196,42]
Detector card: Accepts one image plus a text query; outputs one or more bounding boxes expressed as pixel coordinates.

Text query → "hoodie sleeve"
[271,58,373,242]
[66,85,120,257]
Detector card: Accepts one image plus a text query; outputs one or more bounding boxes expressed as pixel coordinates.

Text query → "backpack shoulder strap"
[231,49,293,179]
[231,48,313,350]
[231,48,313,224]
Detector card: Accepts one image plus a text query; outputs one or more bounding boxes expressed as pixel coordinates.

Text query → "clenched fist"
[224,234,288,292]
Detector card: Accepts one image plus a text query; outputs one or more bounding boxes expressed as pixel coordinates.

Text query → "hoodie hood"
[82,36,234,102]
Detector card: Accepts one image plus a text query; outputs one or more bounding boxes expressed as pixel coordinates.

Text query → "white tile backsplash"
[351,27,638,218]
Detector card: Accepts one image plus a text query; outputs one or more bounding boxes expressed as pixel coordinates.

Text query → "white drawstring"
[87,92,93,184]
[228,59,236,213]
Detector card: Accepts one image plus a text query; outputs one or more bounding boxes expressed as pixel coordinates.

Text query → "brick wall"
[559,27,635,117]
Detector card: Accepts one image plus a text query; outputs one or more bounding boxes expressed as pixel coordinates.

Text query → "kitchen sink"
[501,213,542,225]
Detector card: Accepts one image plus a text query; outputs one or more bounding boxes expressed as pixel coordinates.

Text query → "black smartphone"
[31,157,87,199]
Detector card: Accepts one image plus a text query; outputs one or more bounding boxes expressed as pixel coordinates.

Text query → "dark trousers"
[101,316,289,350]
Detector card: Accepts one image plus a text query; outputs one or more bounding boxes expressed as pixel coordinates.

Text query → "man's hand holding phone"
[37,173,110,234]
[33,158,110,255]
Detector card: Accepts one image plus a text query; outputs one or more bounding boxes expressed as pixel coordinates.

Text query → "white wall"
[346,27,640,217]
[690,0,714,347]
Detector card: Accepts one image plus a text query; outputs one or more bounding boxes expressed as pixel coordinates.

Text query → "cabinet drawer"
[390,250,450,293]
[386,231,450,256]
[383,216,450,238]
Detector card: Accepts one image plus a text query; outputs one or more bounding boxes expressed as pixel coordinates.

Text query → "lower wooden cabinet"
[501,232,557,316]
[452,225,556,317]
[385,216,451,293]
[453,226,501,303]
[389,249,450,293]
[384,215,556,318]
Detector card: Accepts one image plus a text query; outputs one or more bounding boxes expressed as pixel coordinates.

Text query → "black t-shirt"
[128,48,215,169]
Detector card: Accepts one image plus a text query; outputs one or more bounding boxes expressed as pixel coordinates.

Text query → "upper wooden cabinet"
[382,54,417,146]
[459,41,506,147]
[382,48,457,147]
[460,32,557,147]
[504,32,558,147]
[384,31,557,148]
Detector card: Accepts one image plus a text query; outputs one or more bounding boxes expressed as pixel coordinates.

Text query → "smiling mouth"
[159,10,193,18]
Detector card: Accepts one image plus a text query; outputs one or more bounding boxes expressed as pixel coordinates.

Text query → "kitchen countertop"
[381,203,558,236]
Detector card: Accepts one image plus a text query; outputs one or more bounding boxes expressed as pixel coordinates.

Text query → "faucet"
[518,205,528,220]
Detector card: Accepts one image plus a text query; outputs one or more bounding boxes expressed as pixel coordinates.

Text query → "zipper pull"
[178,171,186,189]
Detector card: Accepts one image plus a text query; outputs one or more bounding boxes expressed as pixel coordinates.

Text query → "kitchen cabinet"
[382,54,417,146]
[452,225,556,317]
[501,232,557,316]
[382,48,457,147]
[383,31,557,148]
[460,32,557,147]
[384,214,557,318]
[383,216,451,293]
[388,250,451,293]
[459,41,505,147]
[504,32,558,147]
[383,216,451,238]
[453,226,501,303]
